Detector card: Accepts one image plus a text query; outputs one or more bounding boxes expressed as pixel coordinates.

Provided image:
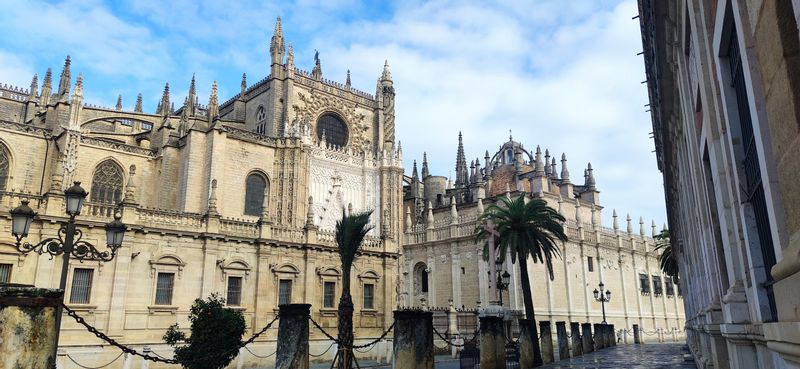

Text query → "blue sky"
[0,0,665,228]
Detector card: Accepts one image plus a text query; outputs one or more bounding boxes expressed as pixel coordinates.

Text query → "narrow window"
[639,273,650,294]
[69,268,93,304]
[363,283,375,309]
[255,106,267,135]
[279,279,292,305]
[665,277,674,296]
[461,267,465,275]
[244,173,267,216]
[421,269,429,293]
[652,276,663,296]
[227,276,242,306]
[0,263,11,284]
[587,257,594,272]
[323,281,336,308]
[0,144,9,190]
[155,272,175,305]
[676,278,683,297]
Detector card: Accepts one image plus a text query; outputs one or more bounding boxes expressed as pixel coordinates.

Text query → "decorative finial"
[116,94,123,110]
[134,93,143,112]
[207,80,219,121]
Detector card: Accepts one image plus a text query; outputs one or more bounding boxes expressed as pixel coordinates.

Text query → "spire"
[613,209,619,233]
[426,201,434,229]
[405,206,412,229]
[72,73,83,98]
[560,153,570,183]
[477,197,485,213]
[27,74,38,102]
[239,73,247,100]
[534,145,545,175]
[574,198,581,222]
[557,194,564,214]
[381,60,392,83]
[411,160,419,182]
[306,196,315,226]
[586,163,596,190]
[57,55,71,101]
[287,43,294,68]
[551,158,558,179]
[187,73,196,116]
[134,93,143,112]
[626,213,633,234]
[123,165,138,205]
[544,149,552,175]
[115,94,122,110]
[312,50,322,79]
[651,219,657,237]
[159,82,170,117]
[450,196,458,222]
[639,216,645,236]
[345,69,351,87]
[207,179,219,215]
[41,68,52,105]
[270,16,285,66]
[421,152,430,178]
[455,131,468,187]
[207,80,219,121]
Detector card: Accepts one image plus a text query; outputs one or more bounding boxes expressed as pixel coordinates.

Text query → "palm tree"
[475,194,567,367]
[653,228,679,279]
[334,209,374,369]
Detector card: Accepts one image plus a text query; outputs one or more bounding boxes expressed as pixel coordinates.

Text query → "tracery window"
[0,143,9,190]
[316,113,348,147]
[90,160,124,216]
[244,173,268,216]
[413,262,429,295]
[255,106,267,135]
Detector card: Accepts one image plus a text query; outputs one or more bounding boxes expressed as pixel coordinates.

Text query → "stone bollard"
[581,323,594,354]
[593,324,604,349]
[0,285,63,369]
[570,322,583,357]
[539,321,554,364]
[518,319,535,369]
[479,315,504,369]
[658,328,664,343]
[122,352,132,369]
[448,301,460,358]
[609,324,616,346]
[672,328,678,342]
[276,304,310,369]
[141,347,151,369]
[633,324,641,344]
[556,322,570,360]
[394,310,434,369]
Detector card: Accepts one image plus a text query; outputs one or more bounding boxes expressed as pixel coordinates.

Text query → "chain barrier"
[352,322,394,349]
[309,342,336,358]
[244,346,277,359]
[308,317,394,350]
[66,352,124,369]
[432,326,479,348]
[62,303,278,365]
[309,316,340,344]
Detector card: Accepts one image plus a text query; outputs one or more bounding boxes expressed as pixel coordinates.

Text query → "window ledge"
[66,304,97,312]
[319,308,338,314]
[148,305,179,314]
[226,305,246,311]
[361,309,378,314]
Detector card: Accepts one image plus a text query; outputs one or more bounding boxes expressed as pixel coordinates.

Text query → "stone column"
[570,322,583,357]
[581,323,594,353]
[609,324,616,346]
[594,323,605,349]
[539,321,554,364]
[633,324,641,344]
[556,321,570,360]
[276,303,310,369]
[394,310,434,369]
[518,319,535,369]
[479,315,503,369]
[0,285,62,369]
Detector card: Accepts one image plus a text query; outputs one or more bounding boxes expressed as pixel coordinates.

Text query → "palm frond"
[335,209,374,269]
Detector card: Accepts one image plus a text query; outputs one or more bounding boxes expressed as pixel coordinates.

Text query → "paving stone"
[538,343,696,369]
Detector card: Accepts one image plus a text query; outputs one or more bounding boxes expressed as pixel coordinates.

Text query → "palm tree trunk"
[519,258,543,366]
[337,268,354,369]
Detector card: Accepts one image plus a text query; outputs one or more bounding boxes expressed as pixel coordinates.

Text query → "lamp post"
[9,181,126,359]
[496,267,511,306]
[592,282,611,324]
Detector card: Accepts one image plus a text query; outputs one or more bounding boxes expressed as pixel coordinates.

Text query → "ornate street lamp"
[593,281,611,323]
[9,181,126,358]
[496,269,511,306]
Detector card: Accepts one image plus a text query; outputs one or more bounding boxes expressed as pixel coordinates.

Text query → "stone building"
[639,0,800,368]
[0,18,403,367]
[400,133,686,337]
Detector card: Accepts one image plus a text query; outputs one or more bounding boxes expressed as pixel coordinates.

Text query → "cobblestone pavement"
[539,343,696,369]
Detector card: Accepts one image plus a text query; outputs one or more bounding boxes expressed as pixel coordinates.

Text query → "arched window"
[505,149,514,164]
[317,113,348,147]
[255,106,267,135]
[0,143,9,190]
[90,160,124,216]
[244,173,268,216]
[413,262,429,295]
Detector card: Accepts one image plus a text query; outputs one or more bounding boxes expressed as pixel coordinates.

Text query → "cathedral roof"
[488,164,533,196]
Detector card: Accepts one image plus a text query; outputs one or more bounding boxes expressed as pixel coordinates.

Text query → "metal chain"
[66,352,124,369]
[432,326,479,348]
[352,322,394,349]
[309,316,340,344]
[309,342,337,358]
[62,303,278,365]
[308,317,394,350]
[244,346,277,359]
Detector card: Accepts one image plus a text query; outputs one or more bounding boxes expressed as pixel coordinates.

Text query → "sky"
[0,0,666,228]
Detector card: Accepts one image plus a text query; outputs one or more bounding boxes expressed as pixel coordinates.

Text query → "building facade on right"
[639,1,800,368]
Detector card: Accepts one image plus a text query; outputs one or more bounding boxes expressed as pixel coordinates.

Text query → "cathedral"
[0,18,402,367]
[400,133,686,338]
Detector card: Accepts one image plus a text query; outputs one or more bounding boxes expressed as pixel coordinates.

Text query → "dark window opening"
[227,276,242,306]
[69,268,93,304]
[421,269,429,293]
[587,257,594,272]
[653,275,663,296]
[244,174,267,216]
[323,281,335,308]
[317,113,348,147]
[639,273,650,294]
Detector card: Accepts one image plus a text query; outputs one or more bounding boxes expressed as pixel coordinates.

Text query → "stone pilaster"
[581,323,594,353]
[556,321,570,360]
[594,323,605,349]
[393,310,434,369]
[540,321,554,364]
[518,319,535,368]
[479,315,503,369]
[0,286,62,369]
[571,322,583,357]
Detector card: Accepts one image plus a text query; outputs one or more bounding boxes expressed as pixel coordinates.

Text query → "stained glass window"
[255,106,267,135]
[316,113,348,147]
[244,173,268,216]
[91,160,124,216]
